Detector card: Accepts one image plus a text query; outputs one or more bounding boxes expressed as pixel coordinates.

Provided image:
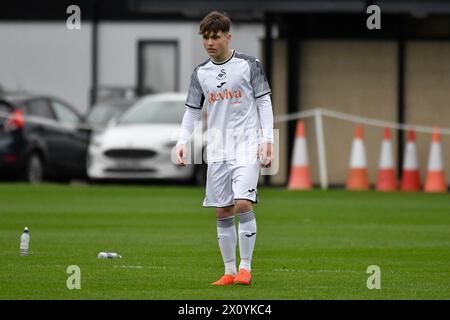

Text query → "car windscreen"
[118,100,185,125]
[86,103,127,125]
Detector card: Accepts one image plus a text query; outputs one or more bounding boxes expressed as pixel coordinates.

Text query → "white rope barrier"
[274,108,450,136]
[2,107,450,135]
[2,107,448,190]
[0,111,96,131]
[274,107,450,190]
[273,109,317,124]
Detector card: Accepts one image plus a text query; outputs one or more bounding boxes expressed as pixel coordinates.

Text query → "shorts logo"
[208,88,242,104]
[216,69,227,80]
[248,189,256,193]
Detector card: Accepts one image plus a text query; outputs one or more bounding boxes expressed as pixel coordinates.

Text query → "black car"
[0,92,91,183]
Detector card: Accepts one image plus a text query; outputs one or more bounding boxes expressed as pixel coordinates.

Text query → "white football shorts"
[203,160,260,208]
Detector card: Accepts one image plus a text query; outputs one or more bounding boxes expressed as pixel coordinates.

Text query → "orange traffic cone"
[400,130,421,192]
[376,128,397,191]
[288,120,312,190]
[424,127,447,192]
[346,124,369,190]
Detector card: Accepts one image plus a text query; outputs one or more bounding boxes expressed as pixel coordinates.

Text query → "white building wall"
[191,22,266,68]
[0,22,92,113]
[228,22,265,59]
[0,22,264,114]
[98,22,197,92]
[99,22,265,92]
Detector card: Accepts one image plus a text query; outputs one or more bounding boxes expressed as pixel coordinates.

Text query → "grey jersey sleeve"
[250,59,271,98]
[186,67,205,109]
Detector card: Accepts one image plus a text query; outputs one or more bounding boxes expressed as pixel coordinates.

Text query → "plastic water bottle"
[97,252,121,259]
[20,227,30,256]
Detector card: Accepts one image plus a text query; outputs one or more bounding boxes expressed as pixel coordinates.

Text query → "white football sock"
[238,211,257,272]
[217,215,237,276]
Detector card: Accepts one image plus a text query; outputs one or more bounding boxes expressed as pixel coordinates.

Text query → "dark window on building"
[138,40,179,95]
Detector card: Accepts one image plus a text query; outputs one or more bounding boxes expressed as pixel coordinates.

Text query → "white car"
[87,93,206,184]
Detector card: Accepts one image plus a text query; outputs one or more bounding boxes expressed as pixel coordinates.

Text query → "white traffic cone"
[376,127,397,191]
[346,124,369,190]
[400,130,421,192]
[424,127,447,192]
[288,120,312,190]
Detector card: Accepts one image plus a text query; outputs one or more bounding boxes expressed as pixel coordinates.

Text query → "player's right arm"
[176,108,202,166]
[176,67,205,166]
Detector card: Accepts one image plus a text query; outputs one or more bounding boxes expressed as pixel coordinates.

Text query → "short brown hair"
[199,11,231,35]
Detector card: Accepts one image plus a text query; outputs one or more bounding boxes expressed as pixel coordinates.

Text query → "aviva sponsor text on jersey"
[208,88,243,104]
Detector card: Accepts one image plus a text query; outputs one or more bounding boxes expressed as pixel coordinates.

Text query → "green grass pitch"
[0,183,449,299]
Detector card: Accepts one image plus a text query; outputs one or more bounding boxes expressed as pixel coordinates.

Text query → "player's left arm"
[251,59,274,168]
[257,94,274,168]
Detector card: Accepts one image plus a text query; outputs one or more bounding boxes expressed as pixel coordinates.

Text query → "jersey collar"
[211,50,235,65]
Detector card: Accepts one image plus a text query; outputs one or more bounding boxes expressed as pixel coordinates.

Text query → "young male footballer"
[175,11,274,286]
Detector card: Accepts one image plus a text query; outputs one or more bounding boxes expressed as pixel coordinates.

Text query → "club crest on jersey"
[208,88,242,103]
[216,69,227,80]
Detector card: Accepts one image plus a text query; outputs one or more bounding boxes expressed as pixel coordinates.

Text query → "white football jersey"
[186,50,271,163]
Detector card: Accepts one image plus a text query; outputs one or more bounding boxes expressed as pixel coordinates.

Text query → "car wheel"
[25,153,44,184]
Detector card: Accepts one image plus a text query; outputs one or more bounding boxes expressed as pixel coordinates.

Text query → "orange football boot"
[233,269,252,285]
[211,274,235,286]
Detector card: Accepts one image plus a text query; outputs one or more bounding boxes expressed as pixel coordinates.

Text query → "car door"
[50,99,90,177]
[26,98,68,173]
